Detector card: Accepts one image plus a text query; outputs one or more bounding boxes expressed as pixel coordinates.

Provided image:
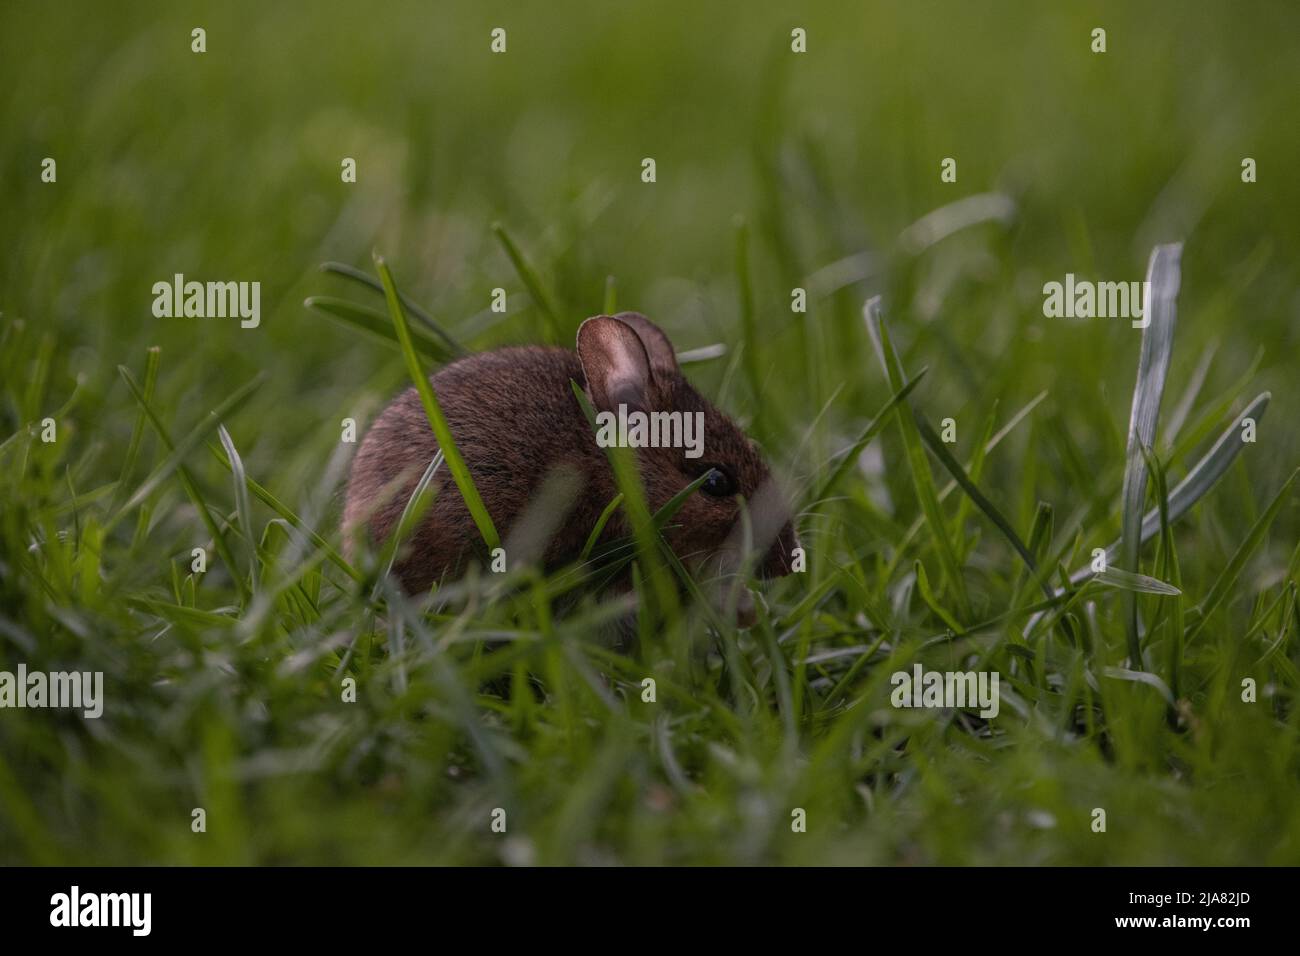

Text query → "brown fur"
[342,312,797,595]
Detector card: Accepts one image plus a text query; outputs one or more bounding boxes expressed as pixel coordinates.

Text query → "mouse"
[342,311,798,614]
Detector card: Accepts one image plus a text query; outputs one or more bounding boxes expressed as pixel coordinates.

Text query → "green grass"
[2,0,1300,865]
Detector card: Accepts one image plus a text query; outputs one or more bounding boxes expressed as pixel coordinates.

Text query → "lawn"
[2,0,1298,865]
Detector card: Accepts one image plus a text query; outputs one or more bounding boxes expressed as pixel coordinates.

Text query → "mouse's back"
[342,345,611,591]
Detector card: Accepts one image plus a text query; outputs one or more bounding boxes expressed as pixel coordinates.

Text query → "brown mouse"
[342,312,798,607]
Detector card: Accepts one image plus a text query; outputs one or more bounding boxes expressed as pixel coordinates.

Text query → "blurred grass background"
[2,0,1299,864]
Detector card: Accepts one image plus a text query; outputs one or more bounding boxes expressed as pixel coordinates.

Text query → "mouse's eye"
[699,465,737,498]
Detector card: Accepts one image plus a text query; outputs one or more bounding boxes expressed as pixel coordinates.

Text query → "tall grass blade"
[653,470,714,532]
[1078,393,1272,582]
[809,367,929,507]
[734,217,764,434]
[491,223,562,344]
[208,447,361,583]
[217,424,259,594]
[1093,567,1181,595]
[1139,442,1184,693]
[569,380,676,618]
[304,296,453,363]
[110,346,160,512]
[109,372,264,532]
[916,412,1049,600]
[676,344,728,366]
[319,261,466,356]
[581,493,624,561]
[1185,467,1299,646]
[376,253,500,552]
[864,296,970,618]
[379,452,443,584]
[1118,242,1182,666]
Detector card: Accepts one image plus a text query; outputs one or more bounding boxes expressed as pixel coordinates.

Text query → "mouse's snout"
[757,521,801,579]
[742,475,800,580]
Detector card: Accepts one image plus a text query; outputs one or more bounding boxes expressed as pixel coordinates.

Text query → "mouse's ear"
[612,312,679,383]
[577,315,654,413]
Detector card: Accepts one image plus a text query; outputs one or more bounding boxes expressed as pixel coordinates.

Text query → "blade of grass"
[386,592,509,787]
[109,346,160,512]
[953,404,999,561]
[1118,242,1182,667]
[808,367,929,508]
[676,344,728,365]
[206,443,361,583]
[304,296,454,363]
[1093,567,1181,595]
[652,470,714,532]
[115,368,251,597]
[376,253,500,552]
[1028,395,1277,639]
[887,389,1048,579]
[570,380,676,617]
[0,373,87,463]
[1185,467,1299,646]
[109,371,263,533]
[378,451,443,583]
[915,559,964,634]
[1139,443,1183,694]
[319,261,466,356]
[603,275,617,314]
[1165,348,1263,464]
[580,493,624,561]
[1016,502,1053,596]
[1076,392,1272,583]
[114,368,259,601]
[1162,339,1217,453]
[491,223,562,344]
[734,217,764,436]
[1102,666,1175,706]
[217,424,259,595]
[864,297,970,619]
[916,412,1050,601]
